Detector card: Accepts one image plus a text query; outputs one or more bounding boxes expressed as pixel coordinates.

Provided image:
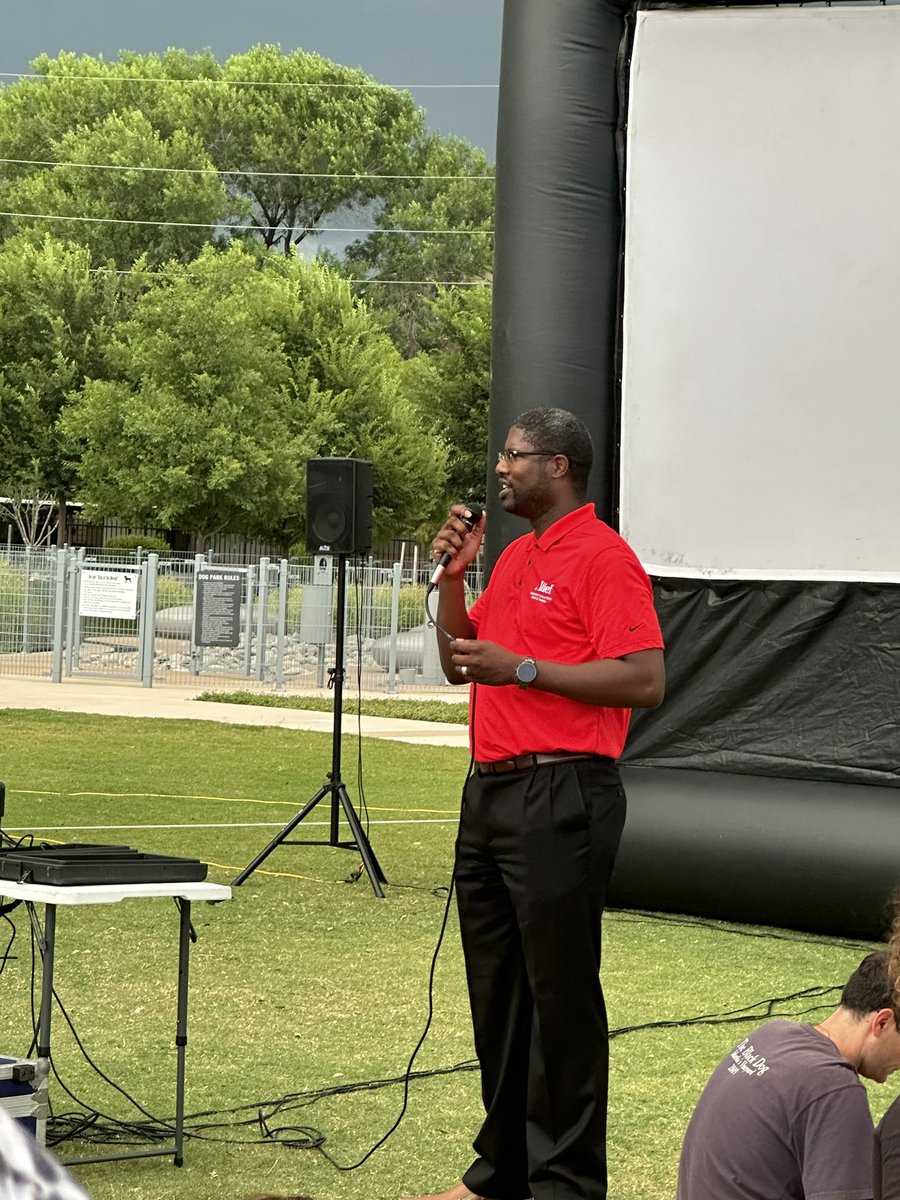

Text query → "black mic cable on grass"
[272,589,480,1168]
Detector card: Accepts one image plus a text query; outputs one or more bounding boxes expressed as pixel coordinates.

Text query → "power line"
[0,210,494,236]
[0,71,498,91]
[348,278,490,287]
[0,157,494,183]
[87,265,492,286]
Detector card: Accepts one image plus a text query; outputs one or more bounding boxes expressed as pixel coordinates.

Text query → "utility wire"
[0,157,494,182]
[86,266,491,287]
[0,210,493,236]
[0,72,498,90]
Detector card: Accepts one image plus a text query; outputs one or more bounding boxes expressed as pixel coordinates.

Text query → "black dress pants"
[456,757,626,1200]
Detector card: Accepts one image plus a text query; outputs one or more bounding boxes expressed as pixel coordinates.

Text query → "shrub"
[154,576,193,611]
[371,582,427,633]
[268,585,303,628]
[104,534,171,557]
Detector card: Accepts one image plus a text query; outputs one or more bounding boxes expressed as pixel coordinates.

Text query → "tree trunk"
[56,493,67,547]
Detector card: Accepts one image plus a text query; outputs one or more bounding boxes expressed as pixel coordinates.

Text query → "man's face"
[496,426,558,521]
[860,1014,900,1083]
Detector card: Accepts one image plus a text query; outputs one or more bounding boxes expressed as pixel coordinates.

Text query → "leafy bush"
[105,534,170,556]
[268,585,303,628]
[155,576,193,611]
[370,582,427,634]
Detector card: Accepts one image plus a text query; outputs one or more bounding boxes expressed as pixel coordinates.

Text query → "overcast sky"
[2,0,502,157]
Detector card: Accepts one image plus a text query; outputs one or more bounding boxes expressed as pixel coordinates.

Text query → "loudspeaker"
[306,458,373,554]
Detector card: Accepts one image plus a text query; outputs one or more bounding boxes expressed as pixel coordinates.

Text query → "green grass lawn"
[196,691,471,724]
[0,709,886,1200]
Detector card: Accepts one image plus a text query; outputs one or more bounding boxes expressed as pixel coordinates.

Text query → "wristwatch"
[515,657,538,688]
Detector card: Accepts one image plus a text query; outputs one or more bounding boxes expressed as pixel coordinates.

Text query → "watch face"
[516,658,538,685]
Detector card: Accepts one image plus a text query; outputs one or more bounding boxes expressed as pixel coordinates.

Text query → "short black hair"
[841,951,896,1023]
[511,407,593,498]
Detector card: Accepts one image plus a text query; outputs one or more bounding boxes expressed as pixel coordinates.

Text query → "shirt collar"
[527,503,597,552]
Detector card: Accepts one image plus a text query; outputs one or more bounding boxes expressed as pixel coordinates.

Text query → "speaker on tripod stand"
[232,458,387,896]
[306,458,373,556]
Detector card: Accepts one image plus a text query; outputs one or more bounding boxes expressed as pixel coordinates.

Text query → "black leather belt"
[476,752,597,776]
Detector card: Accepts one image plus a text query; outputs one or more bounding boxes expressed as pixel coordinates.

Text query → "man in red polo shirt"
[414,407,664,1200]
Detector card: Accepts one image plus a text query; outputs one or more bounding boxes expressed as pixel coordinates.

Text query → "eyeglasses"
[497,449,560,464]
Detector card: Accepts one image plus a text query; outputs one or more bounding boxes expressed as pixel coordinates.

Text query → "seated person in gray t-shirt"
[678,952,900,1200]
[874,1095,900,1200]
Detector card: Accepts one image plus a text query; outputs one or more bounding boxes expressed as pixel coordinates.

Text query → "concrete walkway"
[0,676,471,749]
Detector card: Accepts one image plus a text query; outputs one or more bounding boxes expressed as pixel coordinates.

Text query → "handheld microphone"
[428,503,484,591]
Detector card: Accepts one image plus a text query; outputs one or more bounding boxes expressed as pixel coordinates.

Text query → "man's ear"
[550,454,570,480]
[871,1007,897,1037]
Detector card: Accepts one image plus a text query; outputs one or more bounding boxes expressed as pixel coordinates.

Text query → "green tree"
[0,234,123,541]
[404,285,492,510]
[0,47,423,263]
[1,109,232,267]
[266,254,448,542]
[61,244,307,548]
[210,45,422,255]
[62,245,447,548]
[338,133,495,356]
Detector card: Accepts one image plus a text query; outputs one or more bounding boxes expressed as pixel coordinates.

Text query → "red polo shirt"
[467,504,663,761]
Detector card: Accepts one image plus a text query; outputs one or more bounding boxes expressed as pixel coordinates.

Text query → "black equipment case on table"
[0,844,208,886]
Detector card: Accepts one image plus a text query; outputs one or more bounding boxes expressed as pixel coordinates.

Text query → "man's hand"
[431,505,485,582]
[450,638,518,686]
[448,644,666,706]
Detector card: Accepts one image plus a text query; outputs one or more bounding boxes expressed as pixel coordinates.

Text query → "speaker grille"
[310,500,348,545]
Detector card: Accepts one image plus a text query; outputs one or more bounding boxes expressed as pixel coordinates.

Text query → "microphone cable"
[284,584,478,1169]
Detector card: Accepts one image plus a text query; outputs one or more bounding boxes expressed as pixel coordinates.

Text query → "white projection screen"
[620,5,900,581]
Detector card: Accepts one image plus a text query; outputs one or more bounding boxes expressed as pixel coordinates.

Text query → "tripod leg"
[232,784,331,886]
[334,782,387,897]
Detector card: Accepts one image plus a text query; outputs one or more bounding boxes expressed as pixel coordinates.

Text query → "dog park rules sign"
[196,569,243,648]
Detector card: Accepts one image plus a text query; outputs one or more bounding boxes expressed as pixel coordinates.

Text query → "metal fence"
[0,546,483,692]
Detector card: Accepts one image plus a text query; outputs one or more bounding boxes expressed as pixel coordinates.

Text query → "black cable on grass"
[608,908,874,953]
[7,811,858,1160]
[19,904,179,1149]
[608,985,841,1040]
[36,981,844,1155]
[0,913,17,976]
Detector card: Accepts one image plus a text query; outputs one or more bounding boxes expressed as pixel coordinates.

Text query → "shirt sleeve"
[578,545,664,661]
[875,1099,900,1200]
[796,1084,875,1200]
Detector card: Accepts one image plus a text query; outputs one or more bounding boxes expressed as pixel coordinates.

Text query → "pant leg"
[519,762,625,1200]
[457,761,626,1200]
[457,770,532,1200]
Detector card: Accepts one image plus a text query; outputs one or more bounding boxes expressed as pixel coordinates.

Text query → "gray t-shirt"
[874,1094,900,1199]
[678,1020,874,1200]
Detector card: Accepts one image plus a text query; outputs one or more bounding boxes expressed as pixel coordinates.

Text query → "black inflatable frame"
[488,0,900,939]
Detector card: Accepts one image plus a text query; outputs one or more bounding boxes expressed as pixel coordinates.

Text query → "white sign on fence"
[78,570,140,619]
[313,555,333,585]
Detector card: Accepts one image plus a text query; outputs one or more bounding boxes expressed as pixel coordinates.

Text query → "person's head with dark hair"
[510,407,594,499]
[496,407,596,535]
[841,950,897,1025]
[821,949,900,1083]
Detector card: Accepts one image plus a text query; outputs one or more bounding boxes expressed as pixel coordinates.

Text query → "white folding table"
[0,879,231,1166]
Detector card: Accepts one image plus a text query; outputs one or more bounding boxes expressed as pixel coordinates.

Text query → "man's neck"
[531,498,584,539]
[814,1009,865,1068]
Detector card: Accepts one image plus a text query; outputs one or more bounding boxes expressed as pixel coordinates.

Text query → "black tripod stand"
[232,554,387,897]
